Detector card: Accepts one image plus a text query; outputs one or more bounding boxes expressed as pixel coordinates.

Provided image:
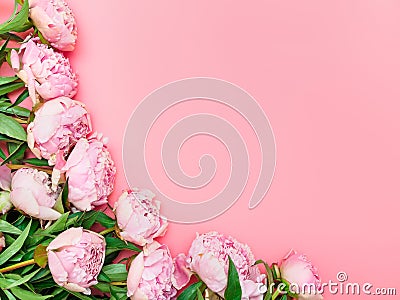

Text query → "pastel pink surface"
[2,1,400,298]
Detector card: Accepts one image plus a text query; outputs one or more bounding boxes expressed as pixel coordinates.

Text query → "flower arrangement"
[0,1,323,299]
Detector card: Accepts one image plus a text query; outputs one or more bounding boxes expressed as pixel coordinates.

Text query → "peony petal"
[47,227,83,250]
[47,250,68,286]
[10,188,40,217]
[127,252,145,297]
[172,253,192,289]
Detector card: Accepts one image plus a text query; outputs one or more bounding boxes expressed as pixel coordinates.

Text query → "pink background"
[3,0,400,298]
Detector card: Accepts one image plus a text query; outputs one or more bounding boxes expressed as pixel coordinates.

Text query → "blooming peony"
[127,242,177,300]
[0,165,12,214]
[27,97,91,173]
[10,39,78,105]
[10,168,61,220]
[29,0,77,51]
[173,232,264,300]
[280,250,323,300]
[114,189,168,246]
[61,134,116,211]
[47,227,106,294]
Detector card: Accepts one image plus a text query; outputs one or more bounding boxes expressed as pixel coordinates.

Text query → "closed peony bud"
[10,168,61,220]
[10,39,78,105]
[173,232,264,300]
[280,250,323,300]
[114,189,167,246]
[28,0,77,51]
[47,228,106,294]
[27,97,92,173]
[60,134,116,211]
[127,242,177,300]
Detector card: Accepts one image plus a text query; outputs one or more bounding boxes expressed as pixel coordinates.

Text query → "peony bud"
[47,227,106,294]
[114,189,168,246]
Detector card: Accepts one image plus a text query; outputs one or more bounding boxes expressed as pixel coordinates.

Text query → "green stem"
[0,259,35,273]
[99,227,115,236]
[271,288,281,300]
[110,281,127,286]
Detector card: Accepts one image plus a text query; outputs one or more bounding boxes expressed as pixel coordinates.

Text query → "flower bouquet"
[0,1,323,299]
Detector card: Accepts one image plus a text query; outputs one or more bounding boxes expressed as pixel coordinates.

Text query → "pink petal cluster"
[29,0,77,51]
[174,232,264,300]
[11,39,78,105]
[61,134,116,211]
[0,166,12,214]
[127,242,177,300]
[47,227,106,295]
[114,189,168,246]
[0,233,5,252]
[27,97,91,171]
[279,250,323,300]
[10,168,61,220]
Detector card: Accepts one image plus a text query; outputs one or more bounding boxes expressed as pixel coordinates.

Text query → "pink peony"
[61,134,116,211]
[0,165,12,214]
[47,227,106,294]
[10,168,61,220]
[27,97,91,172]
[280,250,323,300]
[114,189,168,246]
[29,0,77,51]
[0,233,5,252]
[173,232,264,300]
[11,39,78,105]
[127,242,177,300]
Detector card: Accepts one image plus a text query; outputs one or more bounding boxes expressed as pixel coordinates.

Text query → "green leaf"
[61,287,93,300]
[8,88,29,108]
[4,268,41,289]
[0,219,22,235]
[0,112,26,141]
[105,237,141,255]
[0,0,30,35]
[177,282,203,300]
[1,142,27,165]
[28,213,69,247]
[0,32,23,42]
[9,286,53,300]
[96,211,116,228]
[0,148,6,160]
[224,256,242,300]
[33,244,48,268]
[97,271,112,283]
[0,38,10,56]
[110,285,128,300]
[101,264,128,282]
[0,76,18,85]
[0,102,30,118]
[197,288,205,300]
[0,220,31,265]
[0,82,24,96]
[22,158,50,167]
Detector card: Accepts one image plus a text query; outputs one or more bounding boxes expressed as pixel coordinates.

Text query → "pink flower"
[280,250,323,300]
[173,232,264,300]
[47,228,106,294]
[0,233,5,252]
[27,97,91,172]
[11,39,78,105]
[114,189,168,246]
[61,134,116,211]
[127,242,177,300]
[10,168,61,220]
[0,166,12,214]
[28,0,77,51]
